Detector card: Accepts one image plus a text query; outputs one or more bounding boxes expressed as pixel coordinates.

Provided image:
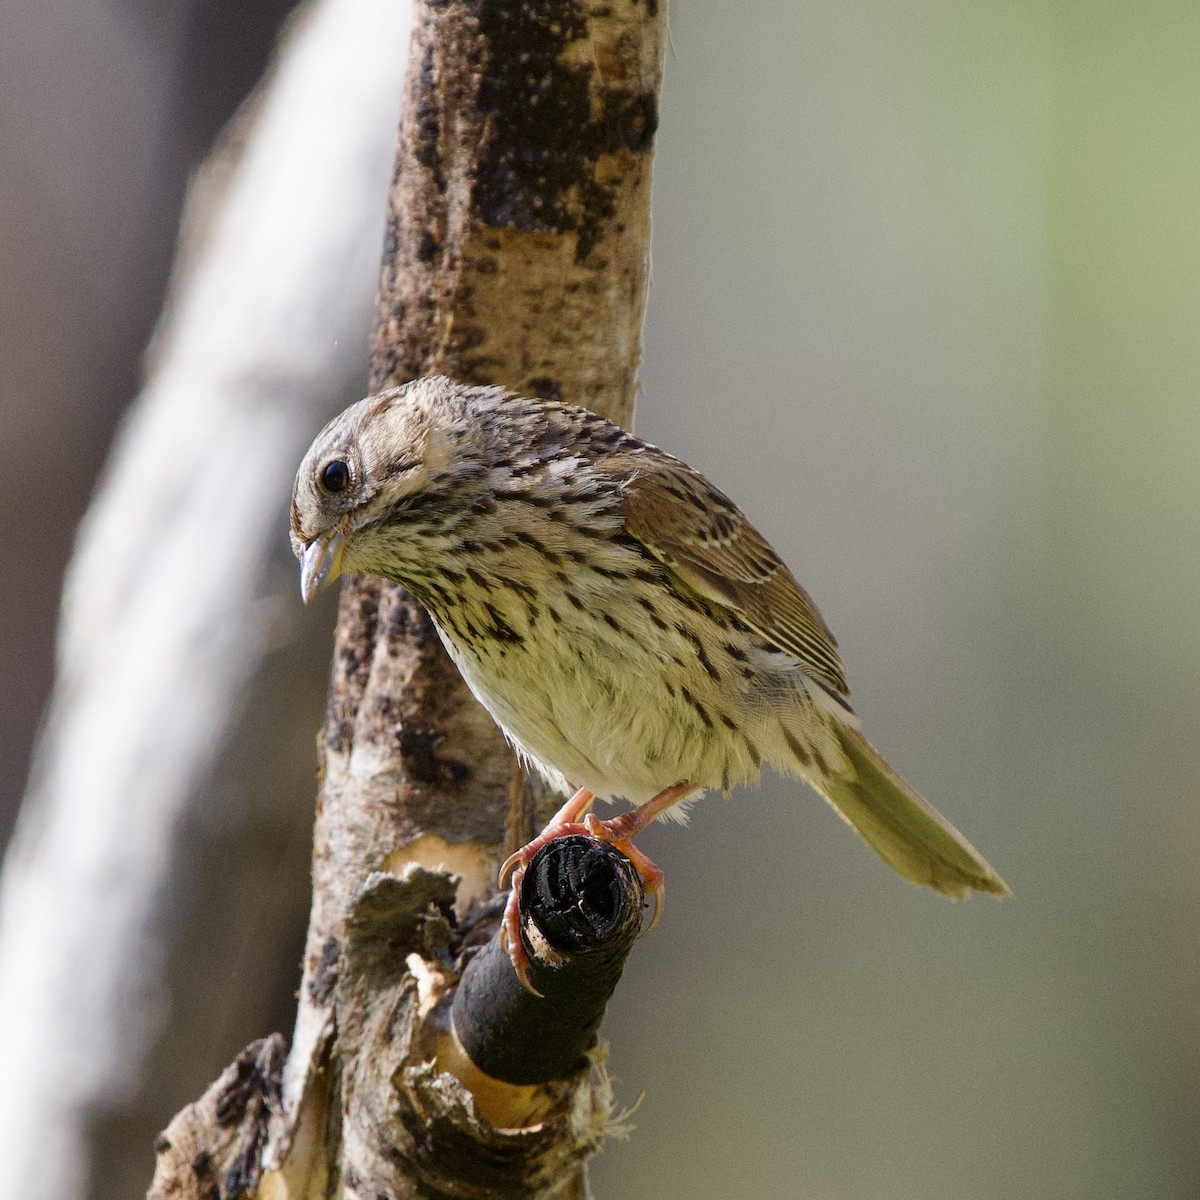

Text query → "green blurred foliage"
[594,2,1200,1197]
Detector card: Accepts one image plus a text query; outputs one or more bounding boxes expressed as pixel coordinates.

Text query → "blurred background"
[2,1,1198,1197]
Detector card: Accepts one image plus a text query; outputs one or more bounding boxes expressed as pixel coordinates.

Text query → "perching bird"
[292,376,1008,987]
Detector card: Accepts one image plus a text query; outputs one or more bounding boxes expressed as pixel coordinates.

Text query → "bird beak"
[299,528,346,604]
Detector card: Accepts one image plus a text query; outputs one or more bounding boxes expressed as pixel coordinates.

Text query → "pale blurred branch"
[0,2,409,1197]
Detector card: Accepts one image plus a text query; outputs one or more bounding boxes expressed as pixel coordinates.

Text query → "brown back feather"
[617,457,850,698]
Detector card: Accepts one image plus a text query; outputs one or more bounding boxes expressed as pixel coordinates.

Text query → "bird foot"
[498,782,690,994]
[498,818,669,994]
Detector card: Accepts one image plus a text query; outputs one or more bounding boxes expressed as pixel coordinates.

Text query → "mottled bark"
[150,0,664,1197]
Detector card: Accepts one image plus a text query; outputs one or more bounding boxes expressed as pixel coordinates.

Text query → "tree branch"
[150,0,665,1193]
[453,837,645,1085]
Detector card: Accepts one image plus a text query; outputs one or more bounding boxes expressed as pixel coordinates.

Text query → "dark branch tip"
[520,835,644,957]
[452,836,645,1086]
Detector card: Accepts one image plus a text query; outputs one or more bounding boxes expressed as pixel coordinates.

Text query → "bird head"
[290,375,484,603]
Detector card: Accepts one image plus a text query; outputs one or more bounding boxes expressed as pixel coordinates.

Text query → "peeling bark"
[149,1037,285,1200]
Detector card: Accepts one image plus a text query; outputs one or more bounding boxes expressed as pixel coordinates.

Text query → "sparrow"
[291,376,1008,990]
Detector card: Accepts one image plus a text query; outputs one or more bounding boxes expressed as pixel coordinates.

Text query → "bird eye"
[321,459,351,493]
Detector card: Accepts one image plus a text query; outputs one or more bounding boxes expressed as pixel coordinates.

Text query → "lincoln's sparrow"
[292,377,1008,989]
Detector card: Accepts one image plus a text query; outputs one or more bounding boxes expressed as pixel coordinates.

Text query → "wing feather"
[618,457,850,698]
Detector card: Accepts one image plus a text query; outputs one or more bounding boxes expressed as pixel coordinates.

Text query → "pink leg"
[498,786,596,888]
[499,782,692,993]
[582,780,693,935]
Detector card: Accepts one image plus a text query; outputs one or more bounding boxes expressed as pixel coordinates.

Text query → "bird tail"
[810,721,1010,899]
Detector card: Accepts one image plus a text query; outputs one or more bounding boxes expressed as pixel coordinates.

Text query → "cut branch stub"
[453,836,646,1085]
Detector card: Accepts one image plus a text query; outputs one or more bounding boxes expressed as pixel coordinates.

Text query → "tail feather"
[812,722,1010,899]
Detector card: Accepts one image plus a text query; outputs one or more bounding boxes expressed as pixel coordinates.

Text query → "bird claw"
[500,872,544,997]
[497,848,521,890]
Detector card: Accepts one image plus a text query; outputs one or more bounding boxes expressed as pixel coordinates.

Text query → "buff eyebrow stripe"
[382,457,422,479]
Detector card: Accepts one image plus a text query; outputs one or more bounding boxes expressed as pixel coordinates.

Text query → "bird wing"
[618,456,850,698]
